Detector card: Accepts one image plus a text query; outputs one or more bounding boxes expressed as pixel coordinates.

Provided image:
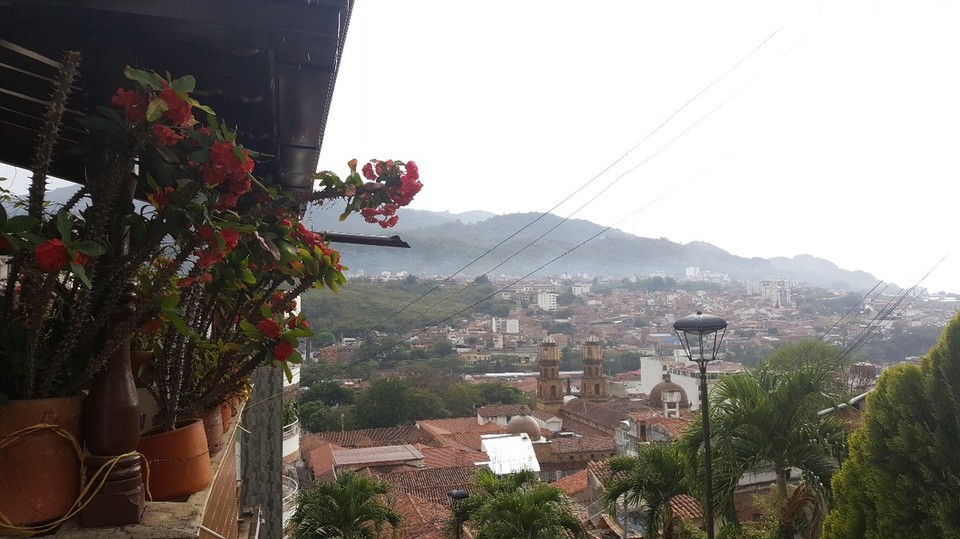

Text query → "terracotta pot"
[198,404,223,455]
[220,401,231,433]
[0,395,84,535]
[137,419,211,501]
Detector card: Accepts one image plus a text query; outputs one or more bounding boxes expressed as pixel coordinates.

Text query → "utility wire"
[330,26,786,344]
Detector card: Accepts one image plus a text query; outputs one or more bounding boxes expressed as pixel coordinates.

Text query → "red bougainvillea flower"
[112,88,146,121]
[197,224,216,243]
[229,175,251,195]
[140,318,162,334]
[147,186,175,210]
[272,341,294,362]
[221,227,240,250]
[151,124,184,146]
[196,250,223,268]
[201,164,227,187]
[362,162,376,180]
[158,85,193,127]
[215,192,240,211]
[35,239,69,272]
[256,319,281,339]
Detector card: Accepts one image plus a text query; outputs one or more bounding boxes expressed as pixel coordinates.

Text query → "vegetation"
[300,277,514,336]
[822,313,960,538]
[452,469,585,539]
[604,442,692,539]
[289,471,401,539]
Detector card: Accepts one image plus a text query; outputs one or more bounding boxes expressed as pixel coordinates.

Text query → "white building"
[639,356,745,410]
[480,433,541,475]
[572,284,591,296]
[537,292,558,312]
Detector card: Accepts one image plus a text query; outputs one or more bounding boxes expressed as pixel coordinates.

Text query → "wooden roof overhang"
[0,0,353,194]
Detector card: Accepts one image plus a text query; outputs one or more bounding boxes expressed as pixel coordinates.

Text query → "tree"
[822,314,960,538]
[289,471,401,539]
[299,402,357,433]
[299,380,356,407]
[453,469,585,539]
[684,351,846,533]
[603,442,691,539]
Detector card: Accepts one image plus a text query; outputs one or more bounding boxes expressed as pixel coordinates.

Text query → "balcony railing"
[282,475,299,530]
[282,419,300,460]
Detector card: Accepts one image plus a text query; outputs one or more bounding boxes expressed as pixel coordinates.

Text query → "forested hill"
[305,204,880,291]
[29,187,880,291]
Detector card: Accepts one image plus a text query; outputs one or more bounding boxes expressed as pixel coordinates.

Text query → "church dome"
[585,335,601,343]
[541,336,556,344]
[505,413,541,439]
[649,374,689,407]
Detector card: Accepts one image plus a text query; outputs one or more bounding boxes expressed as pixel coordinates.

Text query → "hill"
[19,188,881,291]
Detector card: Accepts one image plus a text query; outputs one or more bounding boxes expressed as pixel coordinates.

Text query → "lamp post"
[673,311,727,539]
[448,489,469,539]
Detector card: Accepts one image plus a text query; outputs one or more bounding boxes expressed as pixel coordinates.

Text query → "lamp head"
[673,311,728,366]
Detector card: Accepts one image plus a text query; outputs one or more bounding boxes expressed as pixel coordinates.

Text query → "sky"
[314,0,960,294]
[4,2,959,293]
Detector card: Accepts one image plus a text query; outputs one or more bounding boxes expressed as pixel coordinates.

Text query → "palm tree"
[603,442,691,539]
[451,468,585,539]
[289,471,401,539]
[684,355,846,534]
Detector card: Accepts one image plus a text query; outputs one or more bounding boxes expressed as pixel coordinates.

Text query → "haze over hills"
[24,187,882,291]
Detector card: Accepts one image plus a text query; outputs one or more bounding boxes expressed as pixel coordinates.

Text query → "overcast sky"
[315,0,960,294]
[4,2,958,294]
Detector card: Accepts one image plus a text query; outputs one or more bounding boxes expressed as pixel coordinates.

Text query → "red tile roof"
[670,494,703,520]
[476,404,530,417]
[376,465,478,505]
[420,446,489,469]
[312,426,436,448]
[388,493,451,539]
[551,469,589,496]
[647,417,694,439]
[418,417,506,435]
[560,398,625,432]
[306,441,337,478]
[551,435,617,455]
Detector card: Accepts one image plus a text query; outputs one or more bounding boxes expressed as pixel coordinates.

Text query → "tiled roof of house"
[306,441,337,478]
[313,426,436,448]
[530,409,560,422]
[333,444,423,468]
[648,417,694,439]
[560,398,625,431]
[476,404,530,417]
[550,435,617,455]
[433,431,492,452]
[551,469,589,496]
[387,493,455,539]
[419,446,489,469]
[670,494,703,520]
[418,417,505,436]
[376,465,477,505]
[554,416,611,438]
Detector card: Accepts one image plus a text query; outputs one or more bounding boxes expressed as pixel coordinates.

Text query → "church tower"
[537,336,563,413]
[581,335,607,401]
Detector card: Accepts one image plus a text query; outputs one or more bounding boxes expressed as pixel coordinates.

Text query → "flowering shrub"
[0,63,421,415]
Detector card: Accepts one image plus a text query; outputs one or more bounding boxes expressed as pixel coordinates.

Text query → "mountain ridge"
[20,187,883,291]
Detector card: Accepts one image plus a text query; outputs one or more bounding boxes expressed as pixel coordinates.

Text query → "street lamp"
[673,311,727,539]
[448,489,469,539]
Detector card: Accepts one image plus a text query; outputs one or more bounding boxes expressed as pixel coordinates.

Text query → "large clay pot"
[0,395,84,535]
[220,401,231,433]
[198,404,223,455]
[136,419,211,501]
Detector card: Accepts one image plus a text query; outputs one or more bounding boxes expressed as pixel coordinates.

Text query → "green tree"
[299,402,356,433]
[822,314,960,538]
[299,380,356,407]
[289,471,401,539]
[453,469,585,539]
[603,442,691,539]
[684,353,846,533]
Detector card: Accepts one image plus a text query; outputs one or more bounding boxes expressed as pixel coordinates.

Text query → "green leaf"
[146,98,168,122]
[281,360,293,382]
[261,305,273,319]
[166,311,191,336]
[170,75,196,93]
[56,211,72,240]
[239,320,258,333]
[71,240,106,256]
[240,269,257,284]
[70,262,92,288]
[5,215,38,233]
[287,350,303,364]
[123,67,164,91]
[160,294,180,310]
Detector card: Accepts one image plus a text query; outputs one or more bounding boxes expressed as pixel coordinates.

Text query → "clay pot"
[220,401,231,433]
[136,419,211,501]
[198,404,223,455]
[0,395,84,535]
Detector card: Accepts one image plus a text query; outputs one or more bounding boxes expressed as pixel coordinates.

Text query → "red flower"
[140,318,161,334]
[159,86,193,127]
[229,175,251,195]
[151,124,184,146]
[362,162,376,180]
[198,272,214,284]
[256,319,281,339]
[71,251,90,266]
[404,161,419,181]
[177,277,195,288]
[148,186,175,209]
[197,250,223,268]
[272,341,294,362]
[201,164,226,187]
[35,239,69,272]
[215,192,239,210]
[221,227,240,250]
[112,88,146,121]
[198,224,216,242]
